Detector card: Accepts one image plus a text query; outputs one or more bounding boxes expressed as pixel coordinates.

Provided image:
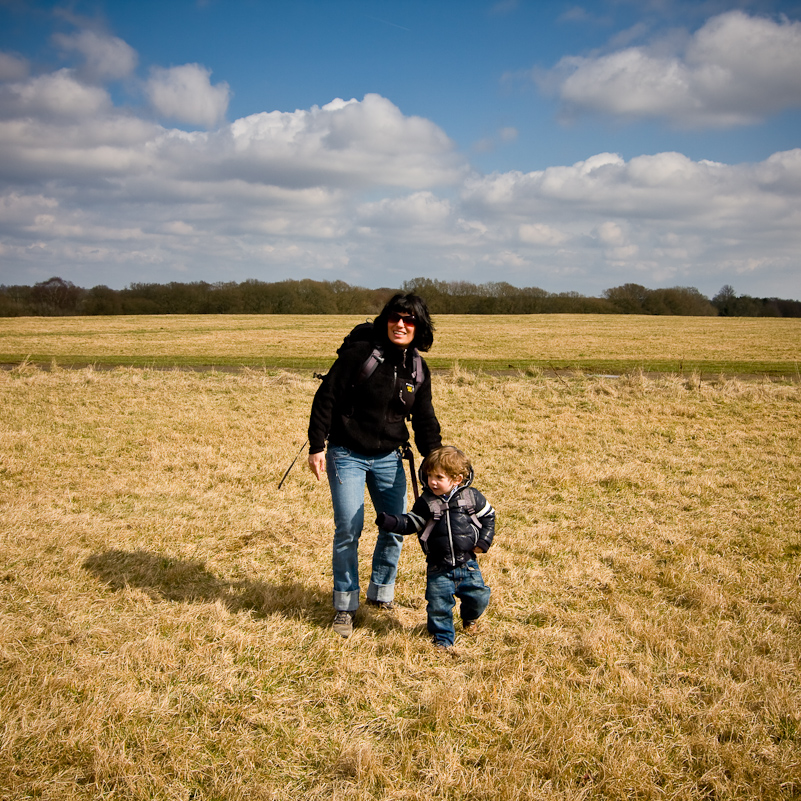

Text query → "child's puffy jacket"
[377,469,495,569]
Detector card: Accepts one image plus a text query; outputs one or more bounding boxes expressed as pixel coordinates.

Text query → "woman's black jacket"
[308,340,441,457]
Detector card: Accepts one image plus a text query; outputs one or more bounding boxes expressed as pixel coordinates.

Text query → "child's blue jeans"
[425,560,490,647]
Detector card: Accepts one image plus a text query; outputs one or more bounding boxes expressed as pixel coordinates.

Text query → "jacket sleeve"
[383,496,431,536]
[307,349,359,454]
[410,359,442,457]
[472,489,496,553]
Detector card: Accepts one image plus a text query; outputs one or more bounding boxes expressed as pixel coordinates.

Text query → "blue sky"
[1,0,801,299]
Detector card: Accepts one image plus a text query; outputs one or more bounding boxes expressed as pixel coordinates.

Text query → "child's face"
[427,469,462,496]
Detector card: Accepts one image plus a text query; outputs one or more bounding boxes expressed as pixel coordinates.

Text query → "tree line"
[1,276,799,317]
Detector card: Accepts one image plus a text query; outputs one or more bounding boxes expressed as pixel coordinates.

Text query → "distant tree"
[734,295,766,316]
[402,277,561,314]
[712,285,737,316]
[207,282,242,313]
[709,285,800,317]
[160,281,209,313]
[30,277,83,315]
[0,284,31,316]
[756,299,781,318]
[239,279,276,313]
[402,277,450,312]
[603,284,715,316]
[771,298,801,317]
[82,285,123,315]
[518,286,552,314]
[603,284,650,314]
[2,276,797,317]
[645,287,717,316]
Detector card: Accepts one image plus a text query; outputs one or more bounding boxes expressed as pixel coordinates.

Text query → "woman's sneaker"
[332,610,354,638]
[365,599,394,611]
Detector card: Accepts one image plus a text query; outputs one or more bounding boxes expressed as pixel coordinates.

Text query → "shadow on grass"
[83,548,329,626]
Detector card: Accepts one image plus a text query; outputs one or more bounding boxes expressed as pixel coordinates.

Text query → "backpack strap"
[411,350,422,385]
[457,491,482,530]
[357,345,385,384]
[400,443,419,501]
[357,345,421,387]
[419,496,447,543]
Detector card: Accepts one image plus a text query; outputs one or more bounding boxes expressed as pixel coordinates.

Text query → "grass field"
[1,316,800,800]
[1,314,800,374]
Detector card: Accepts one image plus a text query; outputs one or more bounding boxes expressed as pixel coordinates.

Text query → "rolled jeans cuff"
[333,590,360,613]
[367,579,395,604]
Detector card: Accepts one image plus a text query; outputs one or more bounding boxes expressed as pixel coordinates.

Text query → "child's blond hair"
[422,446,472,482]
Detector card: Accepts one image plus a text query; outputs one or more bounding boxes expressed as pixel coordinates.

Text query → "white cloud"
[595,221,626,246]
[0,192,58,225]
[1,28,800,298]
[357,193,453,236]
[220,94,463,189]
[53,30,138,81]
[0,69,110,120]
[0,52,28,81]
[0,68,470,283]
[594,221,638,262]
[460,148,801,291]
[519,223,566,246]
[541,11,801,128]
[146,63,230,127]
[484,250,528,268]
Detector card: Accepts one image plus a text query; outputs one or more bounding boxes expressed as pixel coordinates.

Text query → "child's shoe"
[463,618,483,636]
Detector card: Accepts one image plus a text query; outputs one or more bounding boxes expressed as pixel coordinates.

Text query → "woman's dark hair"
[374,292,434,352]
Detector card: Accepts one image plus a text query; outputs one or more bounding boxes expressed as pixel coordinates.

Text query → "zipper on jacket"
[446,508,456,567]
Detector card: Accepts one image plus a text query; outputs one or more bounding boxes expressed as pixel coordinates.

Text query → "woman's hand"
[308,451,326,481]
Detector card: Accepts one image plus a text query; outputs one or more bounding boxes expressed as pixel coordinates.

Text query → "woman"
[308,293,442,637]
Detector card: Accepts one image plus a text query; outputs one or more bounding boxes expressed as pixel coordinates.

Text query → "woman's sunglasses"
[388,311,417,327]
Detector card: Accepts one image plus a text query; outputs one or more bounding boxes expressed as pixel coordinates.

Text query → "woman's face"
[386,310,416,348]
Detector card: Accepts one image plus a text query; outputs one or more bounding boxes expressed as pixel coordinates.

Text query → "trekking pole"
[278,439,308,489]
[401,444,419,500]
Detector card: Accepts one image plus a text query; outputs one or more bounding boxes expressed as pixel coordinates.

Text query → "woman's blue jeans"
[326,445,407,612]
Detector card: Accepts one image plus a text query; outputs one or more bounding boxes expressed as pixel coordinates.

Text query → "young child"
[376,445,495,649]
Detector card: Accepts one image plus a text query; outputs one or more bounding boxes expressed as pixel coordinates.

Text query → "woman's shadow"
[82,548,329,625]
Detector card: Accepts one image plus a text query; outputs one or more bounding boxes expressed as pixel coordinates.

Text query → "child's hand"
[473,546,485,554]
[375,512,401,531]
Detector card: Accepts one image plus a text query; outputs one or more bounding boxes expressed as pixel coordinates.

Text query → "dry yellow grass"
[1,356,799,798]
[1,314,799,373]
